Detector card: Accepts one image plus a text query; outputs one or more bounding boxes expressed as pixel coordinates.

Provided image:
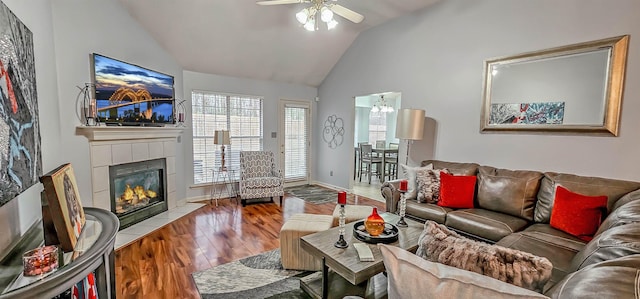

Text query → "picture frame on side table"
[40,163,86,252]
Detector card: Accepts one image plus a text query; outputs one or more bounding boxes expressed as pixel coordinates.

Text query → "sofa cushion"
[438,172,476,209]
[400,163,433,200]
[534,172,640,223]
[416,221,553,292]
[521,224,587,252]
[569,222,640,272]
[550,186,607,241]
[545,255,640,299]
[445,209,529,242]
[497,231,582,291]
[379,244,550,299]
[476,166,543,221]
[415,168,449,203]
[405,201,452,224]
[421,160,479,176]
[595,197,640,236]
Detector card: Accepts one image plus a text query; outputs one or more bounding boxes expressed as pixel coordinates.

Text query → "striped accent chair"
[239,151,284,206]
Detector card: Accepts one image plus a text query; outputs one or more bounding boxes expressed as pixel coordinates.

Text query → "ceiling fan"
[256,0,364,31]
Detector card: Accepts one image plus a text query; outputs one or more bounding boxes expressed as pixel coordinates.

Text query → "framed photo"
[40,163,85,252]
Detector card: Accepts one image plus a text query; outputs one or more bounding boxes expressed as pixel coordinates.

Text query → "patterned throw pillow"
[415,168,449,203]
[400,164,433,200]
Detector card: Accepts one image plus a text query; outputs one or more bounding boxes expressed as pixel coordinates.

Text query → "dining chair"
[359,144,382,184]
[355,142,368,180]
[385,143,399,180]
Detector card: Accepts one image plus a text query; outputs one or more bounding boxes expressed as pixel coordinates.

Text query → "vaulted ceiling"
[118,0,439,87]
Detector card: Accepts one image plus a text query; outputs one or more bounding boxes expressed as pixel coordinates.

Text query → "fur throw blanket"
[416,221,553,292]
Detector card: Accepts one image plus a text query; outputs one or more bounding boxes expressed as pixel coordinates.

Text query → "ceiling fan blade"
[256,0,303,5]
[330,4,364,23]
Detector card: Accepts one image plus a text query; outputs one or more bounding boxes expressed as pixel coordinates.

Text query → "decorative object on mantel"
[76,83,98,126]
[176,99,186,127]
[322,114,344,149]
[0,1,43,208]
[40,163,86,252]
[396,108,425,164]
[256,0,364,31]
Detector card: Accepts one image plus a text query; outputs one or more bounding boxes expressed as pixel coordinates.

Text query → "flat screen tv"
[90,53,175,126]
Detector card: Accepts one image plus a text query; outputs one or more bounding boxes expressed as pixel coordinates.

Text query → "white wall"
[182,70,317,200]
[50,0,185,207]
[316,0,640,188]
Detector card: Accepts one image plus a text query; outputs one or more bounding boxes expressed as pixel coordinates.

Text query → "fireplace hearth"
[110,158,168,230]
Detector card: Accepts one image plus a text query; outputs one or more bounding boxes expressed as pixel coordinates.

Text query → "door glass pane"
[284,107,308,181]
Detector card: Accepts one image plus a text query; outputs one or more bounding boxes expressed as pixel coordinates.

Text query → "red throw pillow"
[437,172,476,209]
[550,185,608,241]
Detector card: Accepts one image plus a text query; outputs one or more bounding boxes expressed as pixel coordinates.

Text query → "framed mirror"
[480,35,629,136]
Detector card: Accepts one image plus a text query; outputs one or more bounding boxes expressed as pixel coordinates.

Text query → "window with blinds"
[284,106,308,181]
[192,91,263,184]
[369,111,387,144]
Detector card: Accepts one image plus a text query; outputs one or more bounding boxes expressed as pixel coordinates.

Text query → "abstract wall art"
[0,2,42,207]
[490,102,565,125]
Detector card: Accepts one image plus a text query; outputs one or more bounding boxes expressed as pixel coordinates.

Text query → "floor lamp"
[395,109,425,165]
[214,130,231,171]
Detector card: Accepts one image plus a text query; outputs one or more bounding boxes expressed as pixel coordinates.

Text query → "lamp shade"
[213,130,231,145]
[395,109,425,140]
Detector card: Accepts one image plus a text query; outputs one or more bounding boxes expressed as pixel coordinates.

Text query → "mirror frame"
[480,35,629,136]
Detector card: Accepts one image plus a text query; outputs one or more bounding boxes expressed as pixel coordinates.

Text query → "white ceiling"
[118,0,439,87]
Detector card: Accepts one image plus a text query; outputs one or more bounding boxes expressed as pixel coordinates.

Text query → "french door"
[279,100,311,184]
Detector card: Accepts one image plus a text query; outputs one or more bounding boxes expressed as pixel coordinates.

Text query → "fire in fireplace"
[110,158,168,230]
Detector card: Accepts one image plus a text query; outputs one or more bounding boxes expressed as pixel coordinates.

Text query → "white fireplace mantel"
[76,126,183,141]
[77,125,183,212]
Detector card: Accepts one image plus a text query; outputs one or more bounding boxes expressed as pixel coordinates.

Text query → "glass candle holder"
[334,204,348,248]
[23,245,59,276]
[396,191,408,228]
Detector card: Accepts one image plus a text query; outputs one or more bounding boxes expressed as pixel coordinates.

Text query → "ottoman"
[280,213,334,271]
[332,205,374,227]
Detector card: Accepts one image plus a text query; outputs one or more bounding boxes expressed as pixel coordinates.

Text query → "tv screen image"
[91,53,175,125]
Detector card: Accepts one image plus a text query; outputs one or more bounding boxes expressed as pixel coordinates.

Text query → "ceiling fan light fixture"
[320,6,333,23]
[304,19,316,31]
[296,8,309,24]
[327,19,338,30]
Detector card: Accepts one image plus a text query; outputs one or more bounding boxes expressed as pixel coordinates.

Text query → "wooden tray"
[352,220,399,244]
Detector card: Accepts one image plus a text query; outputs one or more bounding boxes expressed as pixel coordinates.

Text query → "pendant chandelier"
[371,95,394,113]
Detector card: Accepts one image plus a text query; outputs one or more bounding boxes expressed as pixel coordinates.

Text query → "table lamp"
[214,130,231,171]
[395,109,425,165]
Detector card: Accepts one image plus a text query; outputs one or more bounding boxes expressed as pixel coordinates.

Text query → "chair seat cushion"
[445,209,529,242]
[243,177,282,188]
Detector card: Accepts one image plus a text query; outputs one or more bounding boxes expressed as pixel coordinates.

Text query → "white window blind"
[192,91,263,184]
[368,111,387,145]
[284,106,308,181]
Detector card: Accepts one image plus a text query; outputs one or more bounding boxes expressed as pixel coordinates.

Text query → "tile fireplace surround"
[77,126,203,248]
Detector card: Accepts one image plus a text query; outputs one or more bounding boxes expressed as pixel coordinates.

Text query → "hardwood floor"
[115,190,385,299]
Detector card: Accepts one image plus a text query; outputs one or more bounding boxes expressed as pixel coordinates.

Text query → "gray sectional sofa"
[380,159,640,298]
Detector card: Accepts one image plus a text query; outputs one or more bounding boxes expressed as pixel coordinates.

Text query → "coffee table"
[300,213,424,299]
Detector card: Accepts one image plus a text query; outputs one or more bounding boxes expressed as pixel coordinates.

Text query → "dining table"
[354,146,398,183]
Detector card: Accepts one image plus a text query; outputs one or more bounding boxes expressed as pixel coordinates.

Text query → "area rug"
[285,185,337,205]
[192,249,312,299]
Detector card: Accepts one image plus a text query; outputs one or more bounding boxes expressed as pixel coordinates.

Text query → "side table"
[211,168,239,206]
